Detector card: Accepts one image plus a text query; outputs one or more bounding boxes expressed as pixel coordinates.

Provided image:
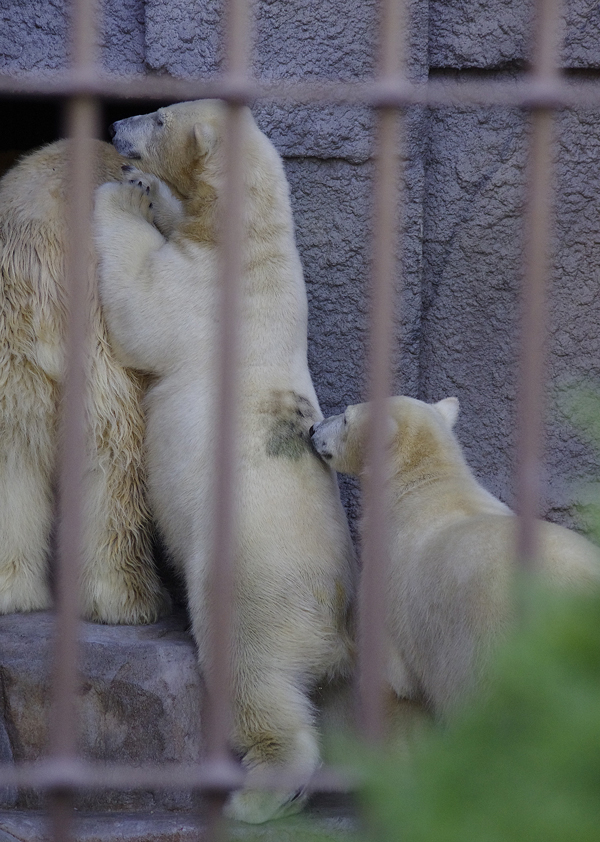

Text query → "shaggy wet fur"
[0,140,168,623]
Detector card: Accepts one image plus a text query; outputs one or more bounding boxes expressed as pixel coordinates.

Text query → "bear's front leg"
[121,165,184,239]
[94,182,169,373]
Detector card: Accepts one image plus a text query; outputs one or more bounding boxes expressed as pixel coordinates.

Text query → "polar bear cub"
[94,100,355,823]
[0,140,168,623]
[310,396,600,717]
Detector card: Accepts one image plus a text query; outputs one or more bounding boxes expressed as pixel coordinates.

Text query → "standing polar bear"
[310,396,600,717]
[94,100,356,823]
[0,140,168,623]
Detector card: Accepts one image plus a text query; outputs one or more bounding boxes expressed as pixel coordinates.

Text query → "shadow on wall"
[0,99,175,178]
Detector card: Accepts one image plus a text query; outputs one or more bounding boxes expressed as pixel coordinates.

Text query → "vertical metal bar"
[203,0,249,836]
[358,0,405,743]
[517,0,561,573]
[205,104,246,764]
[49,0,99,839]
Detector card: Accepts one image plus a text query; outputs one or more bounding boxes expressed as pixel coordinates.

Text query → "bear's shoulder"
[0,140,123,226]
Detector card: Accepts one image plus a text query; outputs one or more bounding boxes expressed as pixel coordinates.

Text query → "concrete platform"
[0,796,357,841]
[0,612,358,837]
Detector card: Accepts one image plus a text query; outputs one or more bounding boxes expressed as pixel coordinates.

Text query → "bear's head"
[110,99,232,199]
[310,395,461,479]
[109,99,283,206]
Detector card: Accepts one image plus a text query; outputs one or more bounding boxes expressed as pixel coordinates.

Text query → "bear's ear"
[344,404,358,425]
[435,397,459,428]
[193,121,219,156]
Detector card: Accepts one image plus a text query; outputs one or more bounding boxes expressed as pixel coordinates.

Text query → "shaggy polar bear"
[310,395,600,717]
[94,100,355,823]
[0,141,168,623]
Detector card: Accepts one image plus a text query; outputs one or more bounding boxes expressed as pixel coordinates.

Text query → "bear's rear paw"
[80,572,172,625]
[223,786,308,824]
[224,725,319,822]
[0,569,52,615]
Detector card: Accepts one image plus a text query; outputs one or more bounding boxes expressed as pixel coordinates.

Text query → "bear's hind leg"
[79,355,170,624]
[79,458,169,624]
[224,672,321,824]
[0,446,53,614]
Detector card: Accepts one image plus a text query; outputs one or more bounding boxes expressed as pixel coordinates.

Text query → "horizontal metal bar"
[0,760,358,794]
[0,71,600,109]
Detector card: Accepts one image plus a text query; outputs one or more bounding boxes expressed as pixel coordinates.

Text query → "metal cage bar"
[357,0,406,743]
[48,0,102,838]
[3,73,600,110]
[201,0,252,837]
[0,0,580,837]
[516,0,562,574]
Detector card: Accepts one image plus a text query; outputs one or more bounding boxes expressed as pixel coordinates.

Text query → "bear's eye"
[343,415,348,427]
[156,115,164,127]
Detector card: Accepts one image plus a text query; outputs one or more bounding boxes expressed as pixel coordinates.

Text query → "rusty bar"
[202,0,250,836]
[48,0,100,838]
[516,0,561,572]
[2,70,600,110]
[50,92,100,842]
[0,759,355,794]
[358,0,405,744]
[51,94,100,760]
[205,103,247,760]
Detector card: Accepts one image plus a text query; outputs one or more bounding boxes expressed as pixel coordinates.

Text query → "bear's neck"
[390,427,502,515]
[181,181,219,245]
[182,173,298,266]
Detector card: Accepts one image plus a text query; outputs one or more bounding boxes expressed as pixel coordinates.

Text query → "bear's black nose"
[309,424,315,437]
[108,123,116,139]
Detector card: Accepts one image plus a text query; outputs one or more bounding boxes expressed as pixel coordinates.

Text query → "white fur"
[94,100,355,823]
[0,140,169,623]
[311,395,600,717]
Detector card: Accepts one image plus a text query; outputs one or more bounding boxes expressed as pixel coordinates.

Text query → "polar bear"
[93,100,356,823]
[0,140,169,623]
[310,395,600,717]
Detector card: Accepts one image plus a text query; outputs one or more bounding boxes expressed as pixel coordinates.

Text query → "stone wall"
[2,0,600,532]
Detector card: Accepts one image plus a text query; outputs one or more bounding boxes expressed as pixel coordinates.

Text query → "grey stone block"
[420,102,525,505]
[563,1,600,67]
[100,0,147,73]
[0,721,17,810]
[429,0,533,69]
[0,612,203,812]
[0,0,68,73]
[429,0,600,69]
[0,0,146,75]
[420,101,600,529]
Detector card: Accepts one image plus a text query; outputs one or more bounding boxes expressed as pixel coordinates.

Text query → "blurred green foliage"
[355,583,600,842]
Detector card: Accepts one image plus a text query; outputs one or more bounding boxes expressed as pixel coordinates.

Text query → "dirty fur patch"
[264,390,318,460]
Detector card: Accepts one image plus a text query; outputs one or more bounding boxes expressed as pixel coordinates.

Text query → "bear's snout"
[309,422,334,462]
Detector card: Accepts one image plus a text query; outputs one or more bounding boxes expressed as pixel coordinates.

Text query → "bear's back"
[0,139,123,228]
